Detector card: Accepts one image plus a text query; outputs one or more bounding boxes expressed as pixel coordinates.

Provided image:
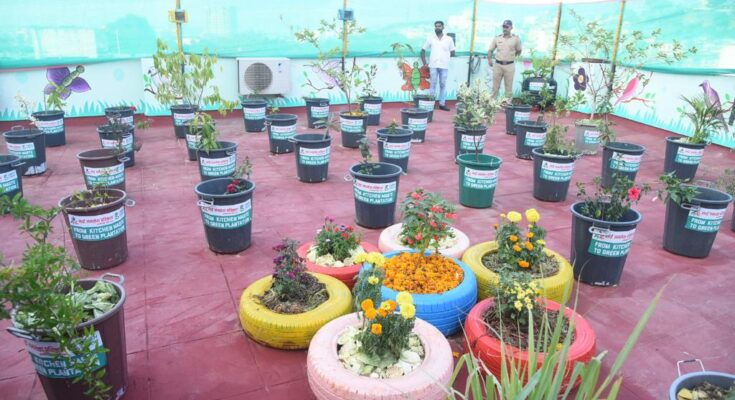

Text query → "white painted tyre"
[378,223,471,259]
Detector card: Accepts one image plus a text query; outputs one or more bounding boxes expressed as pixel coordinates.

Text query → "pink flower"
[415,232,423,241]
[628,187,641,201]
[446,213,457,219]
[411,192,422,200]
[227,184,236,193]
[431,205,443,213]
[429,220,438,228]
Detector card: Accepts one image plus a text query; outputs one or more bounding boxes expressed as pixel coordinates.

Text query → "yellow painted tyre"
[238,272,352,350]
[461,241,573,303]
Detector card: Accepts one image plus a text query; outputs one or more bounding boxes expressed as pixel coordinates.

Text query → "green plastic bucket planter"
[601,141,645,188]
[197,141,237,182]
[574,120,602,155]
[532,148,577,202]
[515,120,548,160]
[456,154,502,209]
[376,126,413,173]
[77,149,127,191]
[413,94,436,122]
[570,202,641,286]
[242,99,267,132]
[304,97,330,129]
[97,125,135,168]
[339,112,367,149]
[265,113,297,154]
[291,133,332,183]
[3,126,47,176]
[503,104,531,135]
[400,108,430,143]
[453,125,486,158]
[663,186,732,258]
[664,137,706,181]
[349,162,402,229]
[195,178,256,253]
[0,154,23,201]
[359,96,383,126]
[31,110,65,147]
[170,104,197,139]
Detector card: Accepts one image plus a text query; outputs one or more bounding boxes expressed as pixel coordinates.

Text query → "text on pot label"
[460,134,486,150]
[363,102,382,115]
[340,117,365,133]
[513,111,530,123]
[299,146,330,165]
[382,141,411,159]
[353,180,397,205]
[583,130,600,145]
[270,124,296,140]
[408,117,427,132]
[244,107,266,120]
[173,112,195,126]
[201,199,252,229]
[84,163,125,186]
[199,154,237,176]
[524,131,547,147]
[0,169,19,193]
[101,135,133,152]
[674,147,704,165]
[685,206,726,233]
[186,133,200,150]
[25,331,106,379]
[6,142,36,159]
[528,81,545,91]
[588,228,636,258]
[463,167,499,190]
[418,100,435,111]
[540,160,575,182]
[310,105,329,118]
[68,208,126,241]
[35,118,64,134]
[609,152,641,172]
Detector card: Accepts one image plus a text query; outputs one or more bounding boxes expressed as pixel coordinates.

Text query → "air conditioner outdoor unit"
[237,58,291,95]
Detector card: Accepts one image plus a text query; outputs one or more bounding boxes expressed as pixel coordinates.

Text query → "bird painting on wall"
[699,80,731,132]
[614,73,643,106]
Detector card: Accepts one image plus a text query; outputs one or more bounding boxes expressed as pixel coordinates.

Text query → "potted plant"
[358,64,383,126]
[194,112,240,181]
[375,120,413,173]
[392,43,431,143]
[670,359,735,400]
[520,52,558,106]
[0,195,128,400]
[96,111,141,168]
[571,175,650,286]
[264,108,299,154]
[348,139,403,228]
[238,238,352,349]
[7,96,48,176]
[455,128,503,209]
[503,91,534,135]
[195,159,256,253]
[0,154,23,201]
[290,113,335,183]
[31,65,91,147]
[241,92,268,133]
[462,209,574,304]
[453,80,501,158]
[715,168,735,232]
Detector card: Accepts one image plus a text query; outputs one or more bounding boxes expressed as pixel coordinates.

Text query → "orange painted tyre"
[298,241,380,289]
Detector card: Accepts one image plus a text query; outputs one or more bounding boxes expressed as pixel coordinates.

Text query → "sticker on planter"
[529,81,544,92]
[408,117,428,132]
[310,105,329,119]
[201,199,252,229]
[173,112,195,126]
[417,99,435,111]
[674,147,704,165]
[6,142,36,159]
[244,107,266,120]
[269,124,296,140]
[460,134,486,151]
[463,167,499,190]
[513,111,530,123]
[119,115,134,126]
[609,152,641,172]
[524,131,546,147]
[199,154,236,177]
[83,163,125,186]
[684,206,726,233]
[101,135,133,152]
[540,160,575,182]
[382,141,411,159]
[35,118,64,134]
[363,102,382,115]
[588,228,636,257]
[68,207,126,241]
[353,180,397,205]
[340,117,364,133]
[25,331,107,378]
[583,130,600,145]
[299,146,330,166]
[186,133,200,150]
[0,169,19,193]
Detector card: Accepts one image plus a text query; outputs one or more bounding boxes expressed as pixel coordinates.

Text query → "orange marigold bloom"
[525,242,534,251]
[371,323,383,335]
[378,308,389,317]
[513,245,522,252]
[382,252,463,294]
[493,223,499,229]
[527,232,534,238]
[364,308,377,320]
[360,299,374,312]
[518,260,530,268]
[386,300,397,313]
[509,235,518,242]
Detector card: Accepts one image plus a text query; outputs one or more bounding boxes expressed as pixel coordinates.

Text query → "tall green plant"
[542,92,586,156]
[677,95,726,144]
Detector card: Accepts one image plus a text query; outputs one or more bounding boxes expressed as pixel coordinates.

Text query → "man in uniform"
[488,20,522,100]
[421,20,456,111]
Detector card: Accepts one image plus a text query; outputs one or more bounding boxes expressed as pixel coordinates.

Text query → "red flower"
[411,192,422,200]
[628,187,641,201]
[417,212,426,219]
[431,205,443,213]
[227,184,236,193]
[341,232,349,239]
[446,213,457,219]
[406,237,414,244]
[415,232,423,241]
[233,179,241,185]
[347,225,354,231]
[429,220,438,228]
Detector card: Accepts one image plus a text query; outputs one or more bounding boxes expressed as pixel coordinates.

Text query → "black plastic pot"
[170,105,197,139]
[457,153,502,208]
[0,154,23,201]
[359,96,383,126]
[3,126,47,176]
[602,142,645,188]
[197,141,237,181]
[59,189,129,270]
[664,137,706,181]
[242,99,267,132]
[265,113,297,154]
[184,122,201,161]
[521,77,557,106]
[376,127,413,173]
[349,163,402,229]
[663,186,732,258]
[574,120,602,155]
[570,202,641,286]
[454,125,486,158]
[400,108,430,143]
[413,95,435,122]
[339,112,368,148]
[195,178,256,253]
[291,134,332,183]
[532,148,577,202]
[97,125,134,168]
[503,104,532,135]
[77,149,126,191]
[105,106,135,131]
[515,120,548,160]
[31,110,65,147]
[304,98,330,129]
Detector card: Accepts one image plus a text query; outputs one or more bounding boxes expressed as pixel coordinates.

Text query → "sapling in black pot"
[349,138,402,228]
[291,113,336,183]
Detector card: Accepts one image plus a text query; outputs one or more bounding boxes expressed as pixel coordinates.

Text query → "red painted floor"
[1,102,734,400]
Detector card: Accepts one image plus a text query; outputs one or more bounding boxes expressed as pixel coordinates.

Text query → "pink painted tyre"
[378,223,470,259]
[307,313,453,400]
[298,241,380,289]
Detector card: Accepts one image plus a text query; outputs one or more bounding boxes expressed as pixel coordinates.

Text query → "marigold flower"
[518,260,530,268]
[525,242,534,251]
[513,245,522,252]
[536,239,546,246]
[360,299,374,312]
[382,300,397,313]
[367,276,379,285]
[525,208,540,223]
[493,223,499,229]
[509,235,518,242]
[527,232,534,239]
[500,213,507,219]
[396,291,413,305]
[364,308,377,320]
[514,301,523,311]
[400,303,416,319]
[371,323,383,335]
[526,303,534,311]
[378,308,389,317]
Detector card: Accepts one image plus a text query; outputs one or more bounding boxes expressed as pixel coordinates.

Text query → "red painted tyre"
[464,298,596,390]
[307,313,454,400]
[378,223,470,259]
[298,241,380,289]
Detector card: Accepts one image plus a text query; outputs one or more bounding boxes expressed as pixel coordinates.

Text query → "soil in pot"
[504,104,532,135]
[242,99,267,132]
[400,108,430,143]
[515,120,548,160]
[77,148,126,191]
[195,177,255,253]
[663,186,732,258]
[350,162,403,229]
[292,134,332,183]
[31,110,66,147]
[482,305,574,350]
[601,142,645,188]
[532,148,576,202]
[305,98,330,129]
[266,113,298,154]
[339,112,368,148]
[360,96,383,126]
[664,137,706,181]
[376,127,412,173]
[413,95,436,122]
[0,154,23,201]
[3,126,47,176]
[197,141,238,181]
[170,104,197,139]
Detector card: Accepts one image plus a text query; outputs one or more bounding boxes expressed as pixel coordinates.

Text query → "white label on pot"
[25,331,106,378]
[685,206,726,233]
[540,160,575,182]
[186,133,200,150]
[68,207,126,241]
[0,169,19,193]
[524,131,546,147]
[583,129,600,145]
[173,112,195,126]
[408,117,427,132]
[588,228,636,257]
[529,81,544,91]
[363,102,382,115]
[674,147,704,165]
[299,146,330,166]
[244,107,266,120]
[83,163,125,186]
[101,135,133,152]
[382,141,411,159]
[35,118,64,134]
[460,134,486,151]
[340,117,364,133]
[609,152,641,172]
[269,124,296,140]
[418,100,435,111]
[310,105,329,118]
[463,167,499,190]
[6,142,36,159]
[119,115,134,125]
[353,179,397,205]
[201,199,252,229]
[513,111,530,123]
[199,154,236,177]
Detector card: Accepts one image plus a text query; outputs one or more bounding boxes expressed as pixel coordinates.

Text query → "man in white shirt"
[421,21,456,111]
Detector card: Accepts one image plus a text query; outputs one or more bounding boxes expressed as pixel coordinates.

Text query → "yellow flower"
[507,211,522,223]
[509,235,519,242]
[514,301,523,311]
[400,303,416,319]
[535,239,546,246]
[513,245,522,252]
[367,276,379,285]
[371,323,383,335]
[396,291,413,305]
[526,232,534,239]
[526,303,534,311]
[556,343,563,351]
[360,299,374,312]
[354,253,367,263]
[365,308,377,320]
[518,260,530,268]
[500,213,507,219]
[525,241,534,251]
[525,208,540,223]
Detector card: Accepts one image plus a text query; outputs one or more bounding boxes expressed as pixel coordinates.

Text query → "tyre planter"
[98,125,135,168]
[195,177,255,254]
[170,104,197,139]
[413,95,436,122]
[292,134,332,183]
[349,162,402,229]
[464,298,596,390]
[359,96,383,126]
[77,149,126,191]
[521,77,557,106]
[59,189,129,270]
[297,241,380,288]
[307,313,453,400]
[454,125,486,158]
[570,202,642,286]
[503,104,531,135]
[664,137,706,181]
[339,112,368,149]
[601,142,645,188]
[378,223,471,260]
[515,120,548,160]
[574,120,602,155]
[105,106,135,134]
[242,99,267,132]
[400,108,430,143]
[663,186,732,258]
[362,250,478,335]
[197,141,237,182]
[265,113,297,154]
[669,370,735,400]
[305,98,330,129]
[0,154,23,201]
[6,274,128,400]
[376,127,413,173]
[456,153,502,209]
[461,241,574,303]
[532,148,577,202]
[31,110,66,147]
[3,126,47,176]
[238,273,351,349]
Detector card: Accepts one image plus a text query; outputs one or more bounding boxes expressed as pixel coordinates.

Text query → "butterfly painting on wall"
[399,61,430,92]
[44,65,91,99]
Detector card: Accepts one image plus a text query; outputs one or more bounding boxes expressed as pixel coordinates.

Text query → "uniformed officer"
[487,20,522,99]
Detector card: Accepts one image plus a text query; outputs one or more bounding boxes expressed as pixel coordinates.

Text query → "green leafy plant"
[492,271,541,328]
[676,95,726,144]
[492,209,546,272]
[576,175,650,222]
[313,216,362,261]
[102,112,142,155]
[521,51,557,80]
[542,91,586,156]
[454,80,502,129]
[65,187,116,209]
[398,189,457,254]
[656,172,698,205]
[357,137,377,175]
[360,64,379,98]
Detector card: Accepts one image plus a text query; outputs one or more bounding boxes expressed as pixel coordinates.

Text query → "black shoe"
[439,105,450,111]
